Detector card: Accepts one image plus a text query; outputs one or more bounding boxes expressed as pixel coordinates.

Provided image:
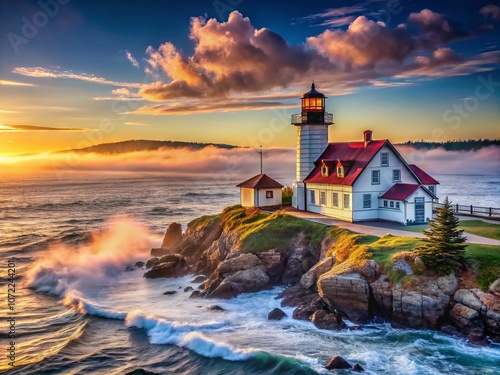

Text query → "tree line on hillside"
[399,139,499,151]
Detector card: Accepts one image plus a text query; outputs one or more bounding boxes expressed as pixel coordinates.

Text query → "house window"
[310,190,316,205]
[390,201,394,208]
[363,194,371,209]
[428,185,435,194]
[321,165,329,177]
[396,202,400,209]
[332,192,339,207]
[320,191,326,205]
[393,169,401,182]
[343,193,350,209]
[381,152,389,166]
[266,191,273,199]
[337,166,344,177]
[372,170,380,185]
[383,200,388,207]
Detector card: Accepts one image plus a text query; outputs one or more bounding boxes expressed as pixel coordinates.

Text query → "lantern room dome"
[302,82,325,98]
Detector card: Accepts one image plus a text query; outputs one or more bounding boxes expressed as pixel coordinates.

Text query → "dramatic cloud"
[125,50,140,68]
[0,124,93,132]
[480,4,500,20]
[408,9,468,48]
[0,79,34,86]
[140,11,329,101]
[12,67,142,88]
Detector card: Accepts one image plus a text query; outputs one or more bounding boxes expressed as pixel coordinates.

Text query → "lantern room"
[291,82,334,125]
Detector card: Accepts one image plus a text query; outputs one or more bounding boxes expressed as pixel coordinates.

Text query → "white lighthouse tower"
[291,83,334,210]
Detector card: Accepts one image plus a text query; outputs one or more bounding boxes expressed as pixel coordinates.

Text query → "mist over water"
[0,168,499,374]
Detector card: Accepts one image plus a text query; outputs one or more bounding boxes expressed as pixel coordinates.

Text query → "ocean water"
[0,172,499,375]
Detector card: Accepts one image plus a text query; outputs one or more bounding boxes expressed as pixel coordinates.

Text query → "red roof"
[304,140,387,186]
[380,183,420,200]
[409,164,439,185]
[236,174,284,189]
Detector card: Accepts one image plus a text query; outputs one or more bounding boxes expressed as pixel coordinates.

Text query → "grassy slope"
[403,220,500,241]
[191,206,499,291]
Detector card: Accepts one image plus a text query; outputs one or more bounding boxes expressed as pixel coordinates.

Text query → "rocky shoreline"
[143,206,500,346]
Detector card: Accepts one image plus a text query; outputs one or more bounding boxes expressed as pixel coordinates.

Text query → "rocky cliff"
[144,205,500,345]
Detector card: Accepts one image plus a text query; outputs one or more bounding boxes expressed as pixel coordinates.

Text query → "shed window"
[266,191,273,199]
[310,190,316,205]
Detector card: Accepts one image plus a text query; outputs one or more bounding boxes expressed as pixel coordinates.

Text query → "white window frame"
[310,190,316,205]
[332,192,339,207]
[381,152,389,167]
[372,170,380,185]
[266,191,273,199]
[396,201,400,209]
[383,200,388,207]
[393,169,401,182]
[363,194,371,209]
[343,193,350,210]
[428,185,435,195]
[320,191,326,206]
[390,201,394,208]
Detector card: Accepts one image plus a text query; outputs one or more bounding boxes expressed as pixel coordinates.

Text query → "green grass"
[402,220,500,241]
[465,243,500,290]
[189,213,221,230]
[459,220,500,241]
[221,205,328,254]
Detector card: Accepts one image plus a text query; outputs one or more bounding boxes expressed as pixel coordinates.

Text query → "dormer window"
[337,166,344,178]
[321,165,329,177]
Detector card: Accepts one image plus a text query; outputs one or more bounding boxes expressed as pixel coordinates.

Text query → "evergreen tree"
[416,197,467,275]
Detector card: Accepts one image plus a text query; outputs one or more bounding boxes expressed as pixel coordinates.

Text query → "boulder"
[359,260,381,283]
[325,356,352,370]
[489,279,500,296]
[353,364,365,372]
[217,253,262,275]
[454,289,484,312]
[318,271,371,323]
[184,286,194,293]
[191,275,206,283]
[163,290,177,295]
[293,296,326,321]
[370,274,393,319]
[449,303,483,333]
[207,305,226,312]
[311,310,346,330]
[278,284,317,308]
[268,308,287,321]
[437,273,458,295]
[189,290,201,298]
[468,329,489,346]
[124,265,135,272]
[125,369,159,375]
[300,257,334,289]
[209,266,270,298]
[145,257,159,269]
[161,222,183,249]
[256,249,285,282]
[144,254,190,279]
[135,261,145,268]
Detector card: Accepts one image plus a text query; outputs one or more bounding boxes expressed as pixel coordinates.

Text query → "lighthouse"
[291,83,334,210]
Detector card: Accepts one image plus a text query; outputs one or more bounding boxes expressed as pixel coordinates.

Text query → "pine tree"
[416,197,467,275]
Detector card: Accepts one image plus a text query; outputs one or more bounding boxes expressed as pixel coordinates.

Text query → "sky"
[0,0,499,155]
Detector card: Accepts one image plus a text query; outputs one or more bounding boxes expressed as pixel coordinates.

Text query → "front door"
[415,197,425,223]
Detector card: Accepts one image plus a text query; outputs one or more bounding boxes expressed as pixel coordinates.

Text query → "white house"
[292,83,439,225]
[237,173,283,207]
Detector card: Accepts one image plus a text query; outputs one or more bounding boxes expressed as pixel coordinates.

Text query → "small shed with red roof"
[236,174,284,207]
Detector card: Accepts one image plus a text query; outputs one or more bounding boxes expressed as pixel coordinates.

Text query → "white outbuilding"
[237,174,283,207]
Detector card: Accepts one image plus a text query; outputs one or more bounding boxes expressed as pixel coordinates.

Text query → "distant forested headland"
[61,140,238,154]
[398,139,500,151]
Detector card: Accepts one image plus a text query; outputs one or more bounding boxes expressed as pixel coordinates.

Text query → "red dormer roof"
[380,183,420,201]
[409,164,440,185]
[304,140,387,186]
[236,174,284,189]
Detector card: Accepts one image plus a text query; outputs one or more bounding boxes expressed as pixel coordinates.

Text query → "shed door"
[414,197,425,223]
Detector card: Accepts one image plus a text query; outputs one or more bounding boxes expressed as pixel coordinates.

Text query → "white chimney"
[363,130,373,147]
